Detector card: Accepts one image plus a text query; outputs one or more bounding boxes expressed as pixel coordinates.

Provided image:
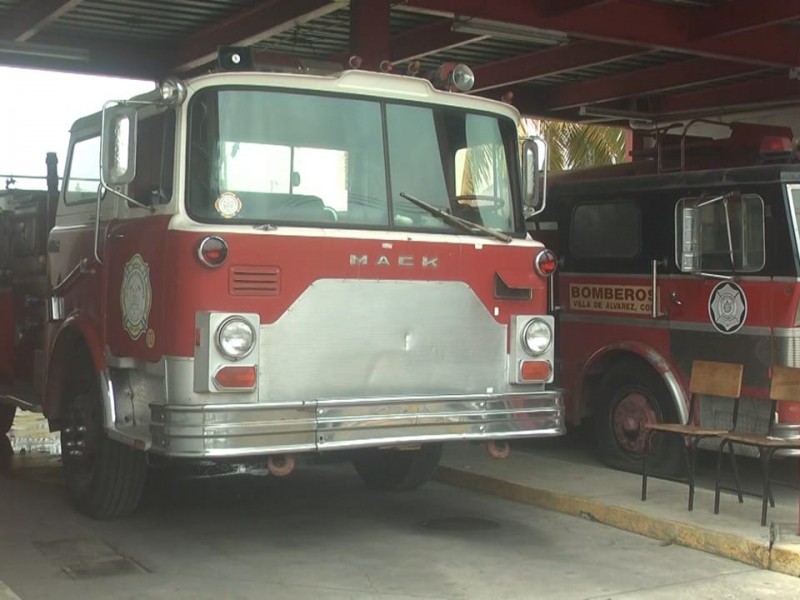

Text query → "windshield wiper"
[399,192,512,243]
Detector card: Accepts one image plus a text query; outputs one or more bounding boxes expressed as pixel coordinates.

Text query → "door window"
[675,194,764,272]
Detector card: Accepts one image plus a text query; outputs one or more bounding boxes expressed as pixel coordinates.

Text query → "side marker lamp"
[535,249,558,277]
[198,236,228,267]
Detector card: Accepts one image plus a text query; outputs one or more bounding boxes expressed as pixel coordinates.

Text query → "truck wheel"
[0,404,15,434]
[353,443,442,491]
[61,364,147,519]
[595,361,683,476]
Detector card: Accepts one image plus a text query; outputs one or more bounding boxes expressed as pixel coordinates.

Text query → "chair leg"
[714,439,728,515]
[641,429,654,502]
[727,441,743,504]
[687,437,699,511]
[760,448,777,527]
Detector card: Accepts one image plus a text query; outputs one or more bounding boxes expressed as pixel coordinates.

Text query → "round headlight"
[217,317,256,360]
[521,319,552,356]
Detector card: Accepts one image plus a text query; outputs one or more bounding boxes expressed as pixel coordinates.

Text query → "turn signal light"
[520,360,552,381]
[198,235,228,267]
[534,249,557,277]
[214,365,257,389]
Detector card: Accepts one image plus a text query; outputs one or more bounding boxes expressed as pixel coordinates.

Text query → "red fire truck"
[534,122,800,474]
[0,51,563,517]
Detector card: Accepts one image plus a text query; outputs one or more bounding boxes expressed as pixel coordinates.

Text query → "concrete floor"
[1,424,800,599]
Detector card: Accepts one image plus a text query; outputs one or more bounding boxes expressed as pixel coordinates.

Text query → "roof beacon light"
[451,64,475,91]
[159,77,187,106]
[428,63,475,92]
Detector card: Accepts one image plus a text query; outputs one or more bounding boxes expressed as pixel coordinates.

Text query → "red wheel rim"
[611,391,659,456]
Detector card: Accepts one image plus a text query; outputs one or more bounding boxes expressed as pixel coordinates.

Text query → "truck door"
[668,191,770,430]
[49,133,116,361]
[555,194,676,472]
[104,110,175,363]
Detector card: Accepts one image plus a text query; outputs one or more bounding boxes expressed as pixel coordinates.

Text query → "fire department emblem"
[708,281,747,334]
[121,254,152,340]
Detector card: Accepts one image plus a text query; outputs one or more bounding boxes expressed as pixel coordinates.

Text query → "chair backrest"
[769,365,800,402]
[689,360,743,399]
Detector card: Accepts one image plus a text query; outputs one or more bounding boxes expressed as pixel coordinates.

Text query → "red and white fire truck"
[534,122,800,474]
[0,50,563,517]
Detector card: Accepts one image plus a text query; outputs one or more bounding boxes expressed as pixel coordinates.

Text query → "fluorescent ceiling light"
[451,17,568,46]
[0,41,88,62]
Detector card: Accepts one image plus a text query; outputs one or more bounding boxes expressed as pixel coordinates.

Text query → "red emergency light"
[197,236,229,268]
[535,249,557,277]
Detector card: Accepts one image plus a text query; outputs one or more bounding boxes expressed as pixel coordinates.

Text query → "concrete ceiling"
[1,0,800,124]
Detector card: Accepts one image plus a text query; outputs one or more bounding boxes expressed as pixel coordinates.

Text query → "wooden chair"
[641,360,744,511]
[714,365,800,526]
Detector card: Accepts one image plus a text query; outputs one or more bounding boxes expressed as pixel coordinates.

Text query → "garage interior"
[1,0,799,131]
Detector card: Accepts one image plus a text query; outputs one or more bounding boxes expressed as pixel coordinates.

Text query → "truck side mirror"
[101,104,138,186]
[677,199,701,272]
[522,136,547,217]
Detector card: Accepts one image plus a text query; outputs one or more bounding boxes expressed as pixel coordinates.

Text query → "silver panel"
[139,279,566,457]
[260,280,513,401]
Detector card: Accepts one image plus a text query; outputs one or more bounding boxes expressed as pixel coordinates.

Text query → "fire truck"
[0,49,563,517]
[533,122,800,474]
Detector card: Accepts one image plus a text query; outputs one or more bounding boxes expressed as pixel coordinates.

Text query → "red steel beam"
[471,40,645,92]
[350,0,390,70]
[390,18,483,63]
[397,0,800,68]
[546,57,767,111]
[652,74,800,116]
[539,0,616,17]
[22,33,169,79]
[688,0,800,41]
[173,0,345,72]
[0,0,83,42]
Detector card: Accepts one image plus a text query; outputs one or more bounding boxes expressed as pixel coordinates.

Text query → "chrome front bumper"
[148,390,565,458]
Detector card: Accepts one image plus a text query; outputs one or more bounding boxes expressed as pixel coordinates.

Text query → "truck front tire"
[595,361,683,476]
[61,358,147,518]
[352,443,442,491]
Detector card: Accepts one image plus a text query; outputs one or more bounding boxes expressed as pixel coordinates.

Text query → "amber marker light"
[534,249,557,277]
[197,235,229,267]
[214,365,257,390]
[520,360,552,381]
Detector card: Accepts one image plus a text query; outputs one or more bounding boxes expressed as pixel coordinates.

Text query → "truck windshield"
[186,87,518,233]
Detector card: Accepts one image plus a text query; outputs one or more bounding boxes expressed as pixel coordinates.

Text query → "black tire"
[61,351,147,519]
[0,404,15,435]
[353,443,443,491]
[595,361,683,476]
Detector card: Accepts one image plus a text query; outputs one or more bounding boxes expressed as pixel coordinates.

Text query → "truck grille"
[229,266,280,296]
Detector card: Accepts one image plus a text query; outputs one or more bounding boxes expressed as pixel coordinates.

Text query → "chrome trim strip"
[663,368,689,425]
[560,314,670,328]
[561,272,775,282]
[560,312,771,335]
[669,322,771,335]
[773,327,800,338]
